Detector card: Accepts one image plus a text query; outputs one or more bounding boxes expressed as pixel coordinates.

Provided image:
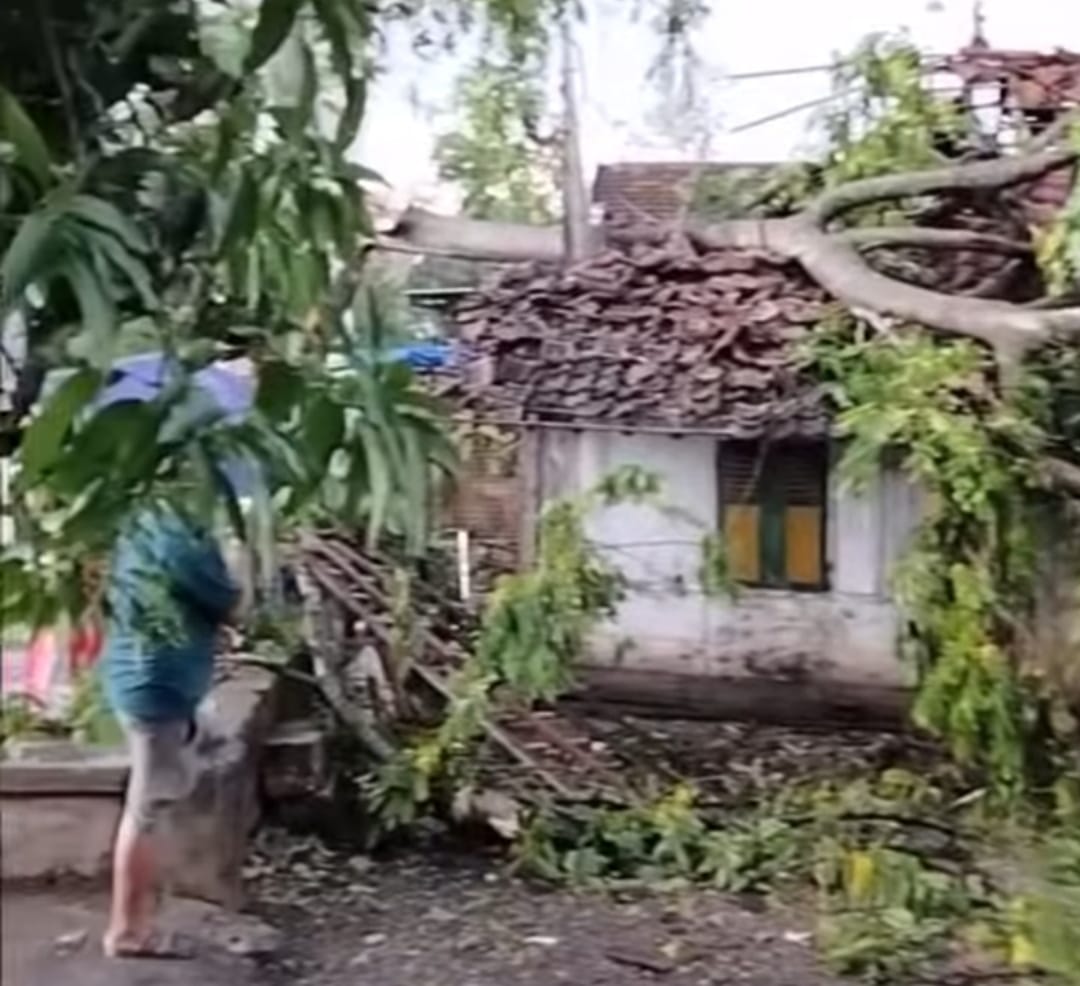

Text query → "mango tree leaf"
[401,423,429,555]
[246,0,304,72]
[217,167,259,256]
[0,86,51,188]
[19,368,102,483]
[90,231,158,309]
[340,161,386,186]
[335,74,366,150]
[358,423,391,548]
[311,0,352,79]
[63,257,116,367]
[68,194,150,254]
[303,392,345,472]
[256,359,305,421]
[48,400,162,496]
[1,206,61,311]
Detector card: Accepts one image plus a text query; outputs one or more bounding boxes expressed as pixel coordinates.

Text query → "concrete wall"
[1,668,276,904]
[533,429,923,692]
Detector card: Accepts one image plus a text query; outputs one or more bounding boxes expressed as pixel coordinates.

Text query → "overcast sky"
[356,0,1080,208]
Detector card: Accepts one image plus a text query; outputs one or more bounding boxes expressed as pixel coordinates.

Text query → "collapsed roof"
[447,242,830,438]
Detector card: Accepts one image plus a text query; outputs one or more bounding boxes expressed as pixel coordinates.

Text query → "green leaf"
[311,0,352,79]
[245,0,304,72]
[19,368,102,483]
[335,74,366,150]
[303,393,345,471]
[359,424,391,548]
[63,257,116,366]
[341,161,386,186]
[1,206,61,311]
[401,424,429,555]
[67,195,150,254]
[217,168,259,257]
[89,231,157,309]
[0,85,51,187]
[256,360,305,421]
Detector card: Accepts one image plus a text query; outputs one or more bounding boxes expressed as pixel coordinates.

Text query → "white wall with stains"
[533,428,923,689]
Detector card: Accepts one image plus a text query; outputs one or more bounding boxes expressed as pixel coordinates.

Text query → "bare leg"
[103,812,160,955]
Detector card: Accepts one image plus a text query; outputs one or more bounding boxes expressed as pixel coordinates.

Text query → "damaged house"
[448,245,925,721]
[433,45,1080,721]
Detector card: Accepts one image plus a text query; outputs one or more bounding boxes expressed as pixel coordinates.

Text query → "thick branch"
[692,216,1080,358]
[840,227,1032,256]
[1043,457,1080,498]
[389,142,1080,358]
[810,147,1076,223]
[391,207,567,263]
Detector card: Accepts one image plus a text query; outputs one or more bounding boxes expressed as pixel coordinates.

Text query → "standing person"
[100,504,238,959]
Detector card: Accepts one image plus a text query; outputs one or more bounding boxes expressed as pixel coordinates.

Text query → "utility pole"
[971,0,988,47]
[560,11,590,263]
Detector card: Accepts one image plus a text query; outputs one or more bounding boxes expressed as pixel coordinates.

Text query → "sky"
[356,0,1080,210]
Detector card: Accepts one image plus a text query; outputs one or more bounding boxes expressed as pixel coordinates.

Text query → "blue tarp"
[386,342,454,371]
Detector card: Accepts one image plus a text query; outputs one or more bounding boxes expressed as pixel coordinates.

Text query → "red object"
[3,617,103,709]
[70,619,103,673]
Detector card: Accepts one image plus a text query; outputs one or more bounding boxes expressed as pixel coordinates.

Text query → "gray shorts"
[122,718,198,833]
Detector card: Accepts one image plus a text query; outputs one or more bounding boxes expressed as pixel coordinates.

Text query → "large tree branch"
[391,207,568,262]
[387,140,1080,362]
[840,227,1032,256]
[1042,457,1080,498]
[809,147,1076,223]
[689,215,1080,359]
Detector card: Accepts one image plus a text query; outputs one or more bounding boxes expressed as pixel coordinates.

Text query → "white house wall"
[534,429,921,689]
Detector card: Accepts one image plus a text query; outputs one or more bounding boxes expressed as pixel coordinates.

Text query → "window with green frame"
[717,441,828,590]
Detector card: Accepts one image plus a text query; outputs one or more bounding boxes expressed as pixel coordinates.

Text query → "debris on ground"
[246,831,847,986]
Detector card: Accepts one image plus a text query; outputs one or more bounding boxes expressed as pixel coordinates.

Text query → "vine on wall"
[808,313,1073,795]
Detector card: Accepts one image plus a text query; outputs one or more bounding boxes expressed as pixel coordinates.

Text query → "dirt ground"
[3,834,846,986]
[2,717,950,986]
[245,830,849,986]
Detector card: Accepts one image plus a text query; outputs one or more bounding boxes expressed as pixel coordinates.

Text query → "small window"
[717,441,828,590]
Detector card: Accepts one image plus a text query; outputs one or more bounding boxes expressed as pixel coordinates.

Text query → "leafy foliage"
[819,35,966,191]
[0,1,459,631]
[808,315,1059,794]
[368,468,654,832]
[370,466,732,834]
[516,764,1080,982]
[435,59,557,222]
[691,35,970,225]
[1034,125,1080,296]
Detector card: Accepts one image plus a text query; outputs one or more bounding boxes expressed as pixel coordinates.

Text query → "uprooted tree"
[1,0,1077,791]
[386,36,1080,794]
[3,4,1080,978]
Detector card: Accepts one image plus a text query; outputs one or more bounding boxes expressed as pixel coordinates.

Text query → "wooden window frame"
[716,439,829,592]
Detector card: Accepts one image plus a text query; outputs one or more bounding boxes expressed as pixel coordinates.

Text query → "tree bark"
[383,140,1080,359]
[1043,457,1080,498]
[839,227,1031,256]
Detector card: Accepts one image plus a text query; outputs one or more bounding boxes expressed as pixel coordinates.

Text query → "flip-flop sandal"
[104,930,198,960]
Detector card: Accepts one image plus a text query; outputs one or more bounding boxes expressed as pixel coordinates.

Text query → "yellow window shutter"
[725,505,761,583]
[785,505,823,586]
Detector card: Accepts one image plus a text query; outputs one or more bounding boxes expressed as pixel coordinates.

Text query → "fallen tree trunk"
[384,135,1080,373]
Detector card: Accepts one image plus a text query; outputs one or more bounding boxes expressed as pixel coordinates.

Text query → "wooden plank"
[518,429,542,568]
